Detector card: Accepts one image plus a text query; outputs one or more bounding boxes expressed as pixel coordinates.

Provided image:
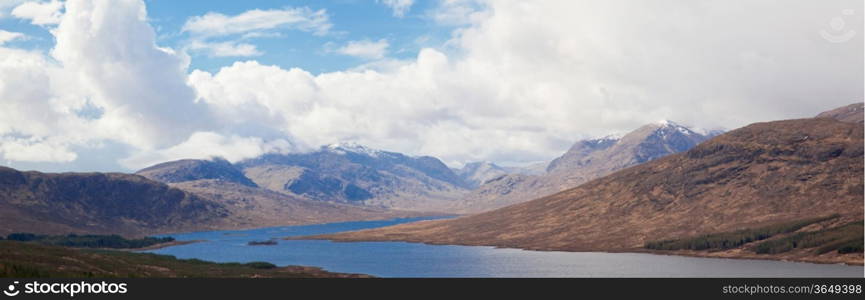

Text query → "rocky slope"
[237,143,469,211]
[450,121,715,213]
[313,106,864,264]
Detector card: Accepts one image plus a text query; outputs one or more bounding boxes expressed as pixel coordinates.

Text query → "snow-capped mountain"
[451,120,718,213]
[236,143,469,211]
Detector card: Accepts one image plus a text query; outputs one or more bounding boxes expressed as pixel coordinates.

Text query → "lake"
[145,217,863,277]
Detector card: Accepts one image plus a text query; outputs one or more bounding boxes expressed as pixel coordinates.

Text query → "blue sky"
[2,0,461,73]
[146,0,458,73]
[0,0,861,172]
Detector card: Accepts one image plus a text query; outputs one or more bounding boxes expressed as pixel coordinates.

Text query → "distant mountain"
[454,162,509,188]
[450,121,715,213]
[237,142,470,211]
[168,179,424,229]
[136,157,257,187]
[316,105,864,265]
[545,134,621,173]
[502,162,548,176]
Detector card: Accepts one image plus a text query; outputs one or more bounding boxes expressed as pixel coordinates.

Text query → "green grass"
[754,221,863,254]
[0,241,366,278]
[644,215,840,251]
[5,233,174,249]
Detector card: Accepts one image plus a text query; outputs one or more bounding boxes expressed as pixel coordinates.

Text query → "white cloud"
[182,7,331,37]
[0,136,76,162]
[379,0,413,17]
[334,39,389,59]
[189,0,863,167]
[11,0,63,26]
[120,131,297,170]
[0,0,27,18]
[0,29,25,44]
[0,0,215,168]
[186,40,262,57]
[180,6,331,58]
[429,0,487,25]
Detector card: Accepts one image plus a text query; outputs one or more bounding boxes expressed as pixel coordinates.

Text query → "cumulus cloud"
[379,0,413,17]
[52,0,214,150]
[189,0,863,166]
[0,0,217,168]
[182,7,331,37]
[121,132,297,170]
[11,0,63,25]
[334,39,389,59]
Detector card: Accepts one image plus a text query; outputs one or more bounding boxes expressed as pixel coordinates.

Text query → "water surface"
[146,217,864,277]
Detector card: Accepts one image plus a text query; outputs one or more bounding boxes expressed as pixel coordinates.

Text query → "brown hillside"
[0,168,229,236]
[315,117,864,257]
[816,102,863,123]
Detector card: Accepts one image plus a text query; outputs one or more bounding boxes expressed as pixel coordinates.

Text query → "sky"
[0,0,862,173]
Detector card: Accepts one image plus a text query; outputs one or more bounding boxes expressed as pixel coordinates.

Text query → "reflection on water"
[146,217,863,278]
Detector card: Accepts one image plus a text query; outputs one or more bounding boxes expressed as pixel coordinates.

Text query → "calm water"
[146,217,863,277]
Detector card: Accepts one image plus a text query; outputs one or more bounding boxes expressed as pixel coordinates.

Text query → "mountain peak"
[324,142,384,157]
[636,120,701,139]
[136,158,258,187]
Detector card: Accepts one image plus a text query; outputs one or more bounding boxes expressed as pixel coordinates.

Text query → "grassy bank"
[0,241,369,278]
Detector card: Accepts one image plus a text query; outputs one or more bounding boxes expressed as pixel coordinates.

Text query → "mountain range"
[310,103,864,265]
[448,120,720,213]
[0,161,424,236]
[0,118,726,237]
[235,143,469,211]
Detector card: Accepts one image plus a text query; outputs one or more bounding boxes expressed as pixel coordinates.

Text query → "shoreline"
[120,239,206,251]
[292,236,864,267]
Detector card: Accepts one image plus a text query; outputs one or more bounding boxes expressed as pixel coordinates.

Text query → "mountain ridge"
[449,120,716,213]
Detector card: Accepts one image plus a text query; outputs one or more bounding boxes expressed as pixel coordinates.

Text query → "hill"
[0,167,229,236]
[136,157,257,187]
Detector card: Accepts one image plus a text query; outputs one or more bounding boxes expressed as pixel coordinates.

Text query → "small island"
[248,239,278,246]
